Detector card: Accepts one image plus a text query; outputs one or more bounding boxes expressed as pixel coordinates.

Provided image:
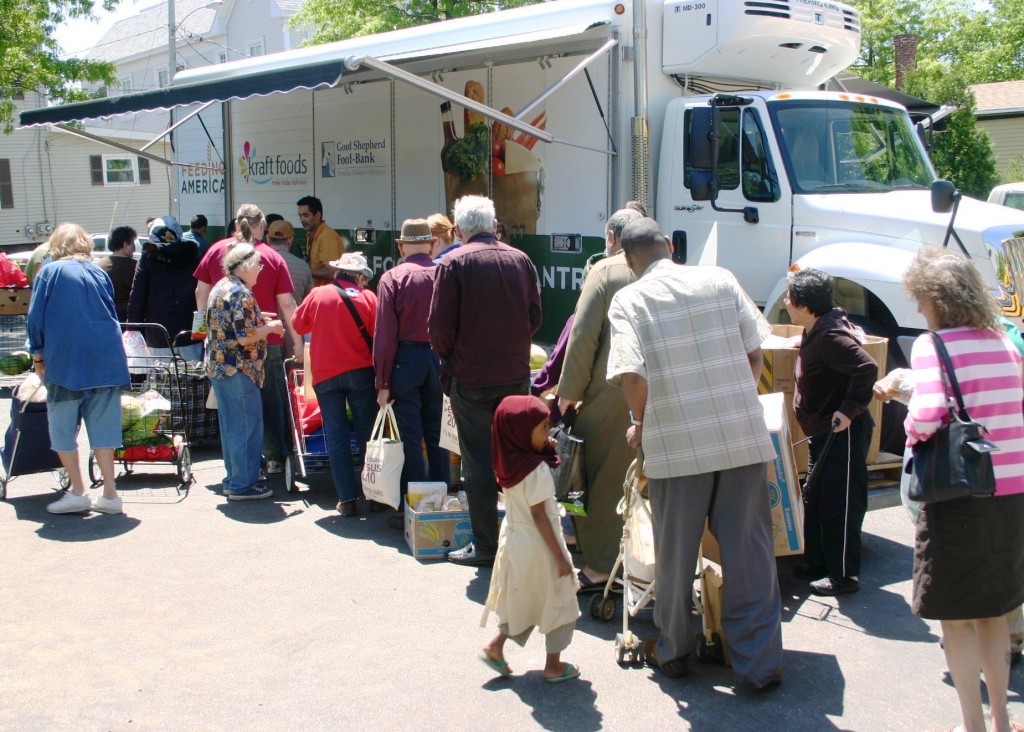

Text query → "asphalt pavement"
[2,423,1023,730]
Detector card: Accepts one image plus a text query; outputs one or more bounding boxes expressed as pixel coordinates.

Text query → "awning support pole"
[52,124,178,166]
[141,100,216,151]
[515,37,617,120]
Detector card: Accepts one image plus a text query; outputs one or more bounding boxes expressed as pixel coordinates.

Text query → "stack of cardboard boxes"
[759,324,888,474]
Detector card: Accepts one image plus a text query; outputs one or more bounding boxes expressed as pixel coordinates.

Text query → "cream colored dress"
[480,465,581,637]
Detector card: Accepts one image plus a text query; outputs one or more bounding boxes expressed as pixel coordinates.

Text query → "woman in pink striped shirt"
[904,246,1024,732]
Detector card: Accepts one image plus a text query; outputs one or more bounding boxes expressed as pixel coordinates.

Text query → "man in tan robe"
[556,208,642,588]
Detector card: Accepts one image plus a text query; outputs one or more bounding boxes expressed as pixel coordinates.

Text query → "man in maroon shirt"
[194,205,303,476]
[429,196,542,566]
[374,219,451,529]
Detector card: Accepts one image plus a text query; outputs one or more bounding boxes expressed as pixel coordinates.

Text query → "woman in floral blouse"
[206,235,284,501]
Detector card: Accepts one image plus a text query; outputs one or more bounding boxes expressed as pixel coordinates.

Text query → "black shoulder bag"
[906,332,999,504]
[333,284,373,350]
[549,405,588,516]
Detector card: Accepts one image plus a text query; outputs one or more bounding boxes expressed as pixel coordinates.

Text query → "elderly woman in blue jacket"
[28,223,130,515]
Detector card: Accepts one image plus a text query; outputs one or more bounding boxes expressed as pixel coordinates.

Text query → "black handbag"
[907,332,999,504]
[549,406,588,515]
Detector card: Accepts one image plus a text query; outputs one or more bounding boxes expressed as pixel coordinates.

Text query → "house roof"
[971,80,1024,117]
[84,0,219,64]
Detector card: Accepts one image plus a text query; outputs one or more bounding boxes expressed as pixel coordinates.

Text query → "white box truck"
[23,0,1024,357]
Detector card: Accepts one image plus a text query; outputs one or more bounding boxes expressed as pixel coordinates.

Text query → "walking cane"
[802,417,841,499]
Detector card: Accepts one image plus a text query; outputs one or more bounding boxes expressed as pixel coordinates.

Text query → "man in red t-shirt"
[195,225,302,476]
[292,253,378,516]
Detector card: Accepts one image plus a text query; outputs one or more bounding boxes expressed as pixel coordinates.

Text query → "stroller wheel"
[56,468,71,491]
[87,452,102,487]
[589,594,604,619]
[600,596,616,622]
[696,633,710,662]
[709,632,725,663]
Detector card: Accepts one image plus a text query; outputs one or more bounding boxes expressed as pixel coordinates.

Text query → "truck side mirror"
[689,171,712,201]
[689,108,715,171]
[931,179,958,213]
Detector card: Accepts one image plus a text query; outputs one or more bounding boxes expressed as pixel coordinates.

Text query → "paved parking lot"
[2,428,1023,730]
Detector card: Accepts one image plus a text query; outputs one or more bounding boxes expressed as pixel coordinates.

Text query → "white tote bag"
[439,394,460,455]
[361,404,405,509]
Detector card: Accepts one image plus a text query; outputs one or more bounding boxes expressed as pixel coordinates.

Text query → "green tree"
[905,61,998,199]
[290,0,540,46]
[0,0,117,133]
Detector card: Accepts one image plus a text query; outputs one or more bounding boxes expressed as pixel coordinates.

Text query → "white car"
[988,182,1024,211]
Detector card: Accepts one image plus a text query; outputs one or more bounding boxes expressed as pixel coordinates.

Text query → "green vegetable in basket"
[0,351,31,376]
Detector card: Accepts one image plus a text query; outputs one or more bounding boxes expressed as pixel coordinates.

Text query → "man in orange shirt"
[297,195,344,287]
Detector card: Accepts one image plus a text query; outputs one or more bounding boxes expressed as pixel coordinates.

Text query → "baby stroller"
[598,453,727,666]
[0,380,69,500]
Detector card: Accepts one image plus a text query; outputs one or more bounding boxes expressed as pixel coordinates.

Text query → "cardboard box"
[759,324,887,470]
[703,392,804,560]
[405,502,475,559]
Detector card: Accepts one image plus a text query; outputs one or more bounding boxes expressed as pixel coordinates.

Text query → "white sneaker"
[92,495,123,515]
[47,492,92,514]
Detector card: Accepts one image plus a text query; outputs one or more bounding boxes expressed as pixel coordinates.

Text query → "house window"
[12,90,23,101]
[139,158,151,184]
[158,69,169,88]
[249,43,263,57]
[0,159,13,209]
[120,77,132,94]
[89,155,140,186]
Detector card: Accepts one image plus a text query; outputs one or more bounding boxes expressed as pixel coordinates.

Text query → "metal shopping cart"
[87,323,193,489]
[283,357,331,492]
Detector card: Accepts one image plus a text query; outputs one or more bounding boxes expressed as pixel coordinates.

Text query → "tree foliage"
[0,0,118,133]
[848,0,1019,196]
[290,0,540,46]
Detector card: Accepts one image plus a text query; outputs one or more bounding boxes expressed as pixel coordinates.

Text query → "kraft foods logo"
[238,141,309,185]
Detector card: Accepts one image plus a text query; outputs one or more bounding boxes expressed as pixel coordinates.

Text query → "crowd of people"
[20,195,1024,723]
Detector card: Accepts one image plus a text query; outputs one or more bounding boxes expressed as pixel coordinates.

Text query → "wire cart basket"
[87,323,194,489]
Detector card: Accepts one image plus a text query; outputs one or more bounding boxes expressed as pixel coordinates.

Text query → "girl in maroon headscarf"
[479,395,581,683]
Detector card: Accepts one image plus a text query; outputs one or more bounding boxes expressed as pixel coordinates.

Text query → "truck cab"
[659,89,1024,363]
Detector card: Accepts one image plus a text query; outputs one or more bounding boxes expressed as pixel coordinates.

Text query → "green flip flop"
[544,663,581,684]
[479,654,512,677]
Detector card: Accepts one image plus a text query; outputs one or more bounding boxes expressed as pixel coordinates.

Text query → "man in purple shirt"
[429,195,542,566]
[374,218,451,529]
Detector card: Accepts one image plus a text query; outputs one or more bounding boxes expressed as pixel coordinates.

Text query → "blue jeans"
[261,345,289,463]
[313,367,377,503]
[390,344,450,498]
[211,372,263,492]
[449,378,530,556]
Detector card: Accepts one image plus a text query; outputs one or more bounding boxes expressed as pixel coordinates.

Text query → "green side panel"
[348,230,602,347]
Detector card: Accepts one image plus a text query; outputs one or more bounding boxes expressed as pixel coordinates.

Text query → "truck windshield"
[769,100,934,194]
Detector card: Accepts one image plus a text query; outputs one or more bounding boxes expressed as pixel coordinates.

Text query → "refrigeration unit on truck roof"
[661,0,861,88]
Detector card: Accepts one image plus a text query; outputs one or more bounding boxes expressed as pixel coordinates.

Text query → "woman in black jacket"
[127,216,201,360]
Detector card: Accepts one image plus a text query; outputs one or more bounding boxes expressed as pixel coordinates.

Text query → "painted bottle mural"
[439,82,545,235]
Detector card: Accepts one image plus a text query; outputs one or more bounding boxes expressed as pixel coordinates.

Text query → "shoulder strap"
[929,332,971,420]
[334,284,373,350]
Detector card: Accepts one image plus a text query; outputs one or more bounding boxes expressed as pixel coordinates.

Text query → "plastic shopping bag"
[360,404,404,509]
[122,330,150,375]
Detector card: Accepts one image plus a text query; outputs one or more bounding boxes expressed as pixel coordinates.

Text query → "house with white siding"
[0,90,171,248]
[81,0,308,229]
[972,80,1024,180]
[0,0,305,247]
